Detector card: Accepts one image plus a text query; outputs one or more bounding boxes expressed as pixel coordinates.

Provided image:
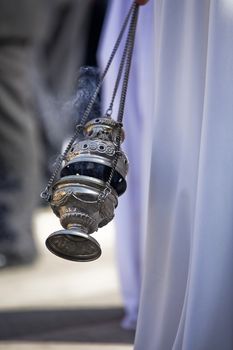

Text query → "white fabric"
[99,0,155,323]
[100,0,233,347]
[135,0,233,349]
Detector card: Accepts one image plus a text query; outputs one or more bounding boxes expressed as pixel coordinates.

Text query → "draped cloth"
[99,0,155,326]
[135,0,233,349]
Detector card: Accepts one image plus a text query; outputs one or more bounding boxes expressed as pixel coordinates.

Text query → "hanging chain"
[40,2,137,201]
[101,3,139,198]
[104,22,132,117]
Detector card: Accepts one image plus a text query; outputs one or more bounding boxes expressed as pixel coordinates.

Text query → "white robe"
[101,0,233,347]
[99,0,155,324]
[135,0,233,349]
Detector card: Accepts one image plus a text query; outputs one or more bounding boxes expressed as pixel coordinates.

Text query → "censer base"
[46,230,101,262]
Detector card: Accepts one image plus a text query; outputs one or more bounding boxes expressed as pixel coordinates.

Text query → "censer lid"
[46,229,101,262]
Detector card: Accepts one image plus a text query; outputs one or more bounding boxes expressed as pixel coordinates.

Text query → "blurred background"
[0,0,136,348]
[0,210,134,350]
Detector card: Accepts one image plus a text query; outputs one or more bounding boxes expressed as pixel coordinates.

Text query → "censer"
[41,2,140,262]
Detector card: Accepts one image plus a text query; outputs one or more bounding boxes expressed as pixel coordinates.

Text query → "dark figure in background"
[0,0,46,267]
[0,0,108,268]
[34,0,108,193]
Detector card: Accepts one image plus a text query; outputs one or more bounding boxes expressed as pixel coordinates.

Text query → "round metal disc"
[46,230,101,262]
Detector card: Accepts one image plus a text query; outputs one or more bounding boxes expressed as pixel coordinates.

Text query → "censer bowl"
[46,175,118,262]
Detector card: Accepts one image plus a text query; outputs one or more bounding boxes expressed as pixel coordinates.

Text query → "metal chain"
[79,1,136,126]
[104,3,139,193]
[105,26,132,117]
[40,2,136,201]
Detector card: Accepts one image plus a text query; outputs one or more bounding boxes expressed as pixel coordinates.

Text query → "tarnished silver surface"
[50,175,118,229]
[46,117,128,262]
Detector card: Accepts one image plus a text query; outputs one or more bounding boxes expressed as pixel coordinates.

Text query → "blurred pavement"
[0,208,134,350]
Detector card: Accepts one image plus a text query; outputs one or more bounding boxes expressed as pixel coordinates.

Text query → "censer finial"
[41,2,139,262]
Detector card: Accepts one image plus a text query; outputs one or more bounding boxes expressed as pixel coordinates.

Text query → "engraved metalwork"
[46,117,128,262]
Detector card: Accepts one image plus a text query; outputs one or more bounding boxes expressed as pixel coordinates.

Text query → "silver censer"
[46,117,128,262]
[43,2,139,262]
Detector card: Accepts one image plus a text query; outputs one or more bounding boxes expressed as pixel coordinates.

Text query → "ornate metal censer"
[41,2,139,262]
[46,117,128,261]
